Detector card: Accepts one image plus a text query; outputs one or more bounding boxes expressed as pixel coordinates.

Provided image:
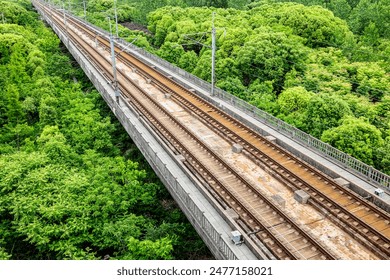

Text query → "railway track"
[39,3,335,260]
[36,1,390,259]
[96,29,390,258]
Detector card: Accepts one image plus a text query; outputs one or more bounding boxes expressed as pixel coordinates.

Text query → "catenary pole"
[108,17,120,104]
[211,12,216,97]
[83,0,86,20]
[114,0,118,38]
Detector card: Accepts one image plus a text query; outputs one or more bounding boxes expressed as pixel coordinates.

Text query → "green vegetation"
[1,0,389,259]
[0,0,210,260]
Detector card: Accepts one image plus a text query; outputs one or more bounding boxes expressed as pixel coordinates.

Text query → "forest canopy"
[1,0,389,260]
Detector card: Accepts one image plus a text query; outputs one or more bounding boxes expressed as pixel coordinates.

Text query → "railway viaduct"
[33,1,390,260]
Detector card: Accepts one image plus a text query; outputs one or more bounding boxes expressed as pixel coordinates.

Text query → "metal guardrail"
[44,1,390,192]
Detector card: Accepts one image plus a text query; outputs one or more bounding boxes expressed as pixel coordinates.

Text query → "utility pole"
[63,2,69,47]
[181,12,220,97]
[114,0,118,38]
[108,17,120,104]
[1,13,4,24]
[62,2,66,25]
[211,12,216,97]
[83,0,86,20]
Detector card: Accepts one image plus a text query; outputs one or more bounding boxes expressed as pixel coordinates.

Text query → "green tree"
[157,42,185,65]
[178,50,198,72]
[0,248,10,260]
[341,93,376,121]
[305,93,352,137]
[185,0,228,7]
[7,42,30,87]
[296,49,353,96]
[247,80,277,113]
[234,27,307,92]
[321,117,384,165]
[87,0,114,12]
[217,76,247,97]
[1,149,175,259]
[376,137,390,174]
[0,123,34,150]
[153,14,175,47]
[328,0,352,19]
[26,49,45,76]
[349,0,390,38]
[36,126,73,163]
[218,27,250,57]
[278,86,315,115]
[361,22,380,46]
[192,49,212,81]
[59,93,115,154]
[0,0,35,26]
[38,96,58,127]
[372,95,390,135]
[277,86,315,129]
[249,3,354,48]
[206,0,228,8]
[5,84,24,125]
[123,237,173,260]
[353,62,390,101]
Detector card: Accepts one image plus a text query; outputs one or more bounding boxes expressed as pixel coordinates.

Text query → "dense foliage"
[2,0,388,259]
[0,0,210,260]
